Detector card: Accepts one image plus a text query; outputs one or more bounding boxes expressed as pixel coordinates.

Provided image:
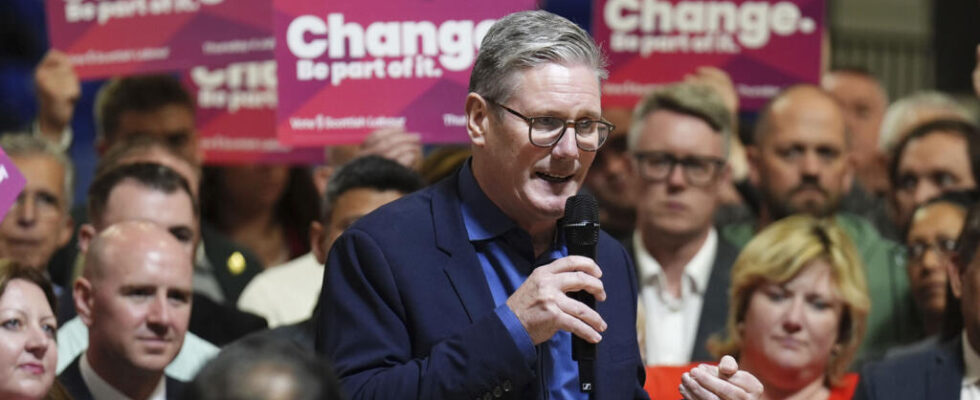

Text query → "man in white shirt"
[58,221,192,400]
[627,82,738,365]
[237,155,425,327]
[56,162,219,380]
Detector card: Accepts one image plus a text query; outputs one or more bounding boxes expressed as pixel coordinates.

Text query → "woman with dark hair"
[200,165,320,268]
[0,260,69,400]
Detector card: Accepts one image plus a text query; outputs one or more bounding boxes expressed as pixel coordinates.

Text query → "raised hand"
[506,255,607,345]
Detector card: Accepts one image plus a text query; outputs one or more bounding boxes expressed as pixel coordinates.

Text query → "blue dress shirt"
[457,162,587,400]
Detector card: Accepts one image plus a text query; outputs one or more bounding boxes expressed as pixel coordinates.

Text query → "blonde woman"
[646,215,870,400]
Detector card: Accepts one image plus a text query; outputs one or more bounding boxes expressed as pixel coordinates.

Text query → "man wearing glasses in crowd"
[626,83,740,366]
[317,10,762,400]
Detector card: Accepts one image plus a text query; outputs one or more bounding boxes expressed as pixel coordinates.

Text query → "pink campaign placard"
[274,0,536,146]
[594,0,825,110]
[46,0,275,79]
[0,148,27,222]
[184,60,325,164]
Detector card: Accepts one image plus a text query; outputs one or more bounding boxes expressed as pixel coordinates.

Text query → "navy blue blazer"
[57,355,186,400]
[316,171,648,400]
[855,335,964,400]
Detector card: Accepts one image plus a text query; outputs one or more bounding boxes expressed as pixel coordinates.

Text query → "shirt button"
[493,386,503,397]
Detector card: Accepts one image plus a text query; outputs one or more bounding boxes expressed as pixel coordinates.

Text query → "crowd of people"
[1,7,980,400]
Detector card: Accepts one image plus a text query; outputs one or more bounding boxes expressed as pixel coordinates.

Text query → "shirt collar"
[963,331,980,386]
[458,160,518,241]
[632,228,718,294]
[81,351,167,400]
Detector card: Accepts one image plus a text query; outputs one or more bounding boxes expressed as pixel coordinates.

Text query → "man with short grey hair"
[319,10,761,400]
[626,83,739,365]
[0,133,74,271]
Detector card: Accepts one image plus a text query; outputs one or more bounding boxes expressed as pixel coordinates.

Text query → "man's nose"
[16,196,37,226]
[913,181,941,207]
[146,295,172,333]
[551,127,580,159]
[665,163,687,189]
[800,151,821,177]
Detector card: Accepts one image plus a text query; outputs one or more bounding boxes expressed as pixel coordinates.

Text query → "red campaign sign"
[594,0,825,110]
[183,60,325,164]
[0,148,27,223]
[274,0,536,147]
[46,0,274,79]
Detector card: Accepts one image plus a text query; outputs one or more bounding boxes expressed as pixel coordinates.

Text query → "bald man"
[59,221,192,400]
[822,68,889,194]
[721,85,918,364]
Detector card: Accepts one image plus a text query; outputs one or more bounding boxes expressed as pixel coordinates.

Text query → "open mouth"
[536,172,573,183]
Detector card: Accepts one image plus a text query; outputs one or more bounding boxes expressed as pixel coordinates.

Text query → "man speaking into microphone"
[317,10,762,400]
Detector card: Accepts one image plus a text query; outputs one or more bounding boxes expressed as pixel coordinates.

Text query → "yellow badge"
[227,252,246,275]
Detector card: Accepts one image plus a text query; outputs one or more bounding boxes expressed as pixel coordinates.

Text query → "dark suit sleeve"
[618,245,651,400]
[317,228,535,399]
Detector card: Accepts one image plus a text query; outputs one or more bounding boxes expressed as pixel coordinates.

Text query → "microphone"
[562,194,599,393]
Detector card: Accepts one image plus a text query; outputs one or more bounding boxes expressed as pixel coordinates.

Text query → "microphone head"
[563,194,599,247]
[564,194,599,224]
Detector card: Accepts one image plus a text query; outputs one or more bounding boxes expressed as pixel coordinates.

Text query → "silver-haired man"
[317,10,762,400]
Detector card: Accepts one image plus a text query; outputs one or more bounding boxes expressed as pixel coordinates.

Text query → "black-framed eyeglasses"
[907,238,958,261]
[632,151,725,186]
[488,100,613,152]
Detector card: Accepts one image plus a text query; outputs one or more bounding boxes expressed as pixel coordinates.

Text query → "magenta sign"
[183,60,325,164]
[274,0,536,146]
[0,148,27,222]
[594,0,825,110]
[46,0,274,79]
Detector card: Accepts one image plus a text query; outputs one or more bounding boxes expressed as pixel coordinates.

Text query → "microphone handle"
[567,241,597,393]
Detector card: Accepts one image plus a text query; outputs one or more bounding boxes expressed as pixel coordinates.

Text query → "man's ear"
[74,277,95,327]
[465,93,490,147]
[310,220,326,265]
[77,224,96,254]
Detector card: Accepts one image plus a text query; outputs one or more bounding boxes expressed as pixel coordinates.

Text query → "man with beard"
[721,84,918,363]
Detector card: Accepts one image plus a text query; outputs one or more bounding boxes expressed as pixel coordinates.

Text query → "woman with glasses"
[646,215,870,400]
[891,191,977,357]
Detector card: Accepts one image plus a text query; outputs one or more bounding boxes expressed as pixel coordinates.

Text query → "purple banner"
[274,0,536,146]
[594,0,825,110]
[183,60,325,164]
[46,0,274,79]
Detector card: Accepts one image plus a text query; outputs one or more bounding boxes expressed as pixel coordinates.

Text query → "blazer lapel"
[692,237,738,361]
[57,356,95,400]
[927,336,965,400]
[431,175,496,323]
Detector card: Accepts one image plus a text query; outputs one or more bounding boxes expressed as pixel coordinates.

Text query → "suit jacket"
[317,171,648,400]
[626,233,738,362]
[200,221,264,303]
[58,355,186,400]
[855,335,963,400]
